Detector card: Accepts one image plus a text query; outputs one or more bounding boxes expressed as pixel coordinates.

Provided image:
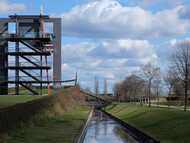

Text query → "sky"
[2,0,190,93]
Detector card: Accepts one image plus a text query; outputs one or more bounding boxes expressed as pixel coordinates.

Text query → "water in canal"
[83,110,137,143]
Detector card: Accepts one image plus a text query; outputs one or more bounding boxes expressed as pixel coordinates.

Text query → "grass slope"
[0,87,90,143]
[8,88,48,96]
[6,105,89,143]
[0,96,42,108]
[105,103,190,143]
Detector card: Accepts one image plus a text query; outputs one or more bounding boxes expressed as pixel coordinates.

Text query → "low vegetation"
[0,86,90,143]
[6,105,89,143]
[105,103,190,143]
[8,88,48,96]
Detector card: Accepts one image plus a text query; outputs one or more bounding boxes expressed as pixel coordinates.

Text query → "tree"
[124,74,145,102]
[113,81,127,102]
[113,82,122,102]
[171,40,190,111]
[141,63,160,107]
[153,76,161,106]
[164,68,178,96]
[113,74,145,102]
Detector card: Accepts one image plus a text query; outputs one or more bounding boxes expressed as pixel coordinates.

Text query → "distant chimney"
[40,4,44,15]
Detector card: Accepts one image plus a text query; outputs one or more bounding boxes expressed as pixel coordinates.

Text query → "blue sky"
[2,0,190,93]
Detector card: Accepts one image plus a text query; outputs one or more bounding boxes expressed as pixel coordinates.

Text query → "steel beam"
[0,22,8,95]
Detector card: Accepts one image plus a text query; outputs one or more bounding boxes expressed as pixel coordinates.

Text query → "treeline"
[113,64,161,107]
[114,40,190,111]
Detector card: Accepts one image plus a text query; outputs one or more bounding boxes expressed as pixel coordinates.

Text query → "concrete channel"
[78,109,159,143]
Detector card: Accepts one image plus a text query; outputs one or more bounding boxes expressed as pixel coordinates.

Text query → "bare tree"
[164,68,178,96]
[113,81,124,102]
[165,67,185,100]
[171,40,190,111]
[113,74,145,102]
[113,82,120,101]
[141,63,160,107]
[124,74,145,102]
[153,76,161,106]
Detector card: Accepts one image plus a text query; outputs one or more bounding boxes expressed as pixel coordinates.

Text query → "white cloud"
[63,42,96,63]
[154,38,190,70]
[0,0,25,13]
[62,38,158,91]
[89,39,157,64]
[179,5,190,19]
[169,39,177,46]
[154,38,190,74]
[127,0,184,9]
[62,0,189,39]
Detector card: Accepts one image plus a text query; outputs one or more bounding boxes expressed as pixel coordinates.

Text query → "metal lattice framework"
[0,15,62,95]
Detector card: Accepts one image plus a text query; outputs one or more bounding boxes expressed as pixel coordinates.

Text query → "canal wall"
[75,108,94,143]
[101,110,160,143]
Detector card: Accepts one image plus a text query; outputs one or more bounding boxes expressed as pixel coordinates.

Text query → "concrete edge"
[75,108,94,143]
[101,110,160,143]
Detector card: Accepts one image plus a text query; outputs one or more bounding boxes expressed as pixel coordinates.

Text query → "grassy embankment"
[0,88,48,108]
[0,87,90,143]
[6,106,89,143]
[105,103,190,143]
[0,96,42,108]
[8,88,48,96]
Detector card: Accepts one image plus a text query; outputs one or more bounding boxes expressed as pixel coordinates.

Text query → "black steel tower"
[0,15,62,95]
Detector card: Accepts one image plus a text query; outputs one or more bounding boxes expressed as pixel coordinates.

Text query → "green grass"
[6,105,90,143]
[9,88,48,95]
[105,103,190,143]
[0,95,43,108]
[0,88,49,108]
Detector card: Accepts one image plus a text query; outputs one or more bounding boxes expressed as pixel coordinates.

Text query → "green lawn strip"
[7,105,90,143]
[105,103,190,143]
[8,88,48,96]
[0,95,43,108]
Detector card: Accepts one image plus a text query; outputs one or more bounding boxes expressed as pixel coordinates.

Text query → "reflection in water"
[83,111,137,143]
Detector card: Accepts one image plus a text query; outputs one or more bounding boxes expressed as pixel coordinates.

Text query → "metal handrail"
[8,47,36,52]
[0,32,54,39]
[7,76,51,79]
[8,61,41,66]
